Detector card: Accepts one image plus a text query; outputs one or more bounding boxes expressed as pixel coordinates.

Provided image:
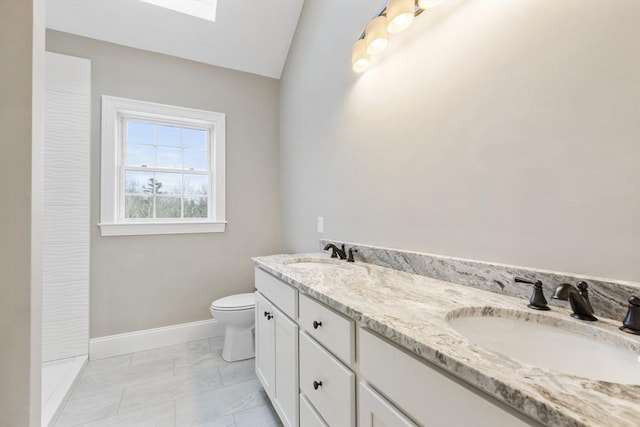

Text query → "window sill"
[99,221,226,236]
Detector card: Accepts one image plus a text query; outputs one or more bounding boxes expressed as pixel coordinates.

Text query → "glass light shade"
[365,16,388,55]
[386,0,415,34]
[352,39,370,73]
[419,0,445,8]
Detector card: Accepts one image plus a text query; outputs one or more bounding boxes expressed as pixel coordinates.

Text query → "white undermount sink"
[284,258,347,268]
[448,310,640,385]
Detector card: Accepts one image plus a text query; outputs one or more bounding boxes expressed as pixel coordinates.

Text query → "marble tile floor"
[54,337,282,427]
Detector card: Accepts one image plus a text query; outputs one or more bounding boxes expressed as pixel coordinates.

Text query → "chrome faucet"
[323,243,346,260]
[552,281,597,321]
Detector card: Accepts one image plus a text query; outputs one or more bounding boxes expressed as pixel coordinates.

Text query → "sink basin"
[284,258,347,269]
[448,310,640,384]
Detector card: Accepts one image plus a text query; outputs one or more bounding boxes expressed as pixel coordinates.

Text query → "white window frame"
[100,95,226,236]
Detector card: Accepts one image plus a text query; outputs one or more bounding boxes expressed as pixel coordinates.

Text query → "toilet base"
[222,325,255,362]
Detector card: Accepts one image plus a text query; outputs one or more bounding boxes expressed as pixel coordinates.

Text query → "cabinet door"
[255,292,275,396]
[274,308,299,427]
[359,382,417,427]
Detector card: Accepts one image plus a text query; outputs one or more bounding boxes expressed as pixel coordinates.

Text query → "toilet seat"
[211,292,255,311]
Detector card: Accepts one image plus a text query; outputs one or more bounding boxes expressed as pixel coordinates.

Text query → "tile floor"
[54,337,283,427]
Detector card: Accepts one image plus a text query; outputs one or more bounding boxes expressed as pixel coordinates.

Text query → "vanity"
[253,250,640,427]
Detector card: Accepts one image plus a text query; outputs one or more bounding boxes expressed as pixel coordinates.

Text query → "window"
[100,96,225,236]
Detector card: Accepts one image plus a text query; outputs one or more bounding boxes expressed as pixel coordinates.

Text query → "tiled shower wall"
[42,52,90,361]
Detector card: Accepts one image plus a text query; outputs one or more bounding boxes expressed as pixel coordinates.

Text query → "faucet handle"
[620,296,640,335]
[515,277,550,311]
[575,281,594,313]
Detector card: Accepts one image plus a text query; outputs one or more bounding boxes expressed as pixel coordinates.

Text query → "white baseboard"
[89,319,224,360]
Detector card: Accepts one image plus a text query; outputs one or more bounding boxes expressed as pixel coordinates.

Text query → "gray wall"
[280,0,640,282]
[47,30,282,338]
[0,1,44,426]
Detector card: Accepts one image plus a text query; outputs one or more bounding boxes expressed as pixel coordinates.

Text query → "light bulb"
[352,39,370,73]
[365,16,388,55]
[419,0,445,8]
[386,0,415,34]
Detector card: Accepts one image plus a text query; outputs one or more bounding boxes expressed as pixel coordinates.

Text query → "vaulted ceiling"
[46,0,305,79]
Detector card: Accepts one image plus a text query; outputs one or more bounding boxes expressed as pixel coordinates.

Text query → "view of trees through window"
[123,120,210,220]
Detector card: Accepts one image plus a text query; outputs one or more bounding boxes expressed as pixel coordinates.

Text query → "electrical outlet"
[317,216,324,233]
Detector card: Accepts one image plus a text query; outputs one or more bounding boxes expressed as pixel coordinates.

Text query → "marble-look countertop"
[253,253,640,427]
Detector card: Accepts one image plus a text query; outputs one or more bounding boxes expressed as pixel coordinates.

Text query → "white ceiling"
[46,0,305,79]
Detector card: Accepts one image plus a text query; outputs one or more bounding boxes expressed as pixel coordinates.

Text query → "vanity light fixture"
[352,0,445,73]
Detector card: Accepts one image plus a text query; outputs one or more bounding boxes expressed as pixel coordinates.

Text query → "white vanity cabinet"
[255,266,540,427]
[255,270,299,427]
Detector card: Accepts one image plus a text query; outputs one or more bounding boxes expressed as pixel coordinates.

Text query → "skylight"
[140,0,218,22]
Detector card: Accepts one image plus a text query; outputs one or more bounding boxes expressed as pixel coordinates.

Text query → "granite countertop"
[253,253,640,427]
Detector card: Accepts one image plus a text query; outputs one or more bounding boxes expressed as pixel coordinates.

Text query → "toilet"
[210,293,256,362]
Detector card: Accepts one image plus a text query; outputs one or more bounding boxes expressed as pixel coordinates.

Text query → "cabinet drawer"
[299,332,355,427]
[300,394,328,427]
[298,293,354,364]
[359,329,539,427]
[255,268,297,319]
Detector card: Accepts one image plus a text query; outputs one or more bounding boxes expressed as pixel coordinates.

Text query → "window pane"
[155,172,182,195]
[125,170,154,193]
[184,197,208,218]
[183,128,207,149]
[156,125,181,147]
[125,195,153,218]
[184,149,207,171]
[156,147,183,169]
[183,174,208,195]
[127,121,153,144]
[156,196,181,218]
[126,144,155,167]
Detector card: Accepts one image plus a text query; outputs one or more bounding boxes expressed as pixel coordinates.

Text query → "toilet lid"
[211,292,255,311]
